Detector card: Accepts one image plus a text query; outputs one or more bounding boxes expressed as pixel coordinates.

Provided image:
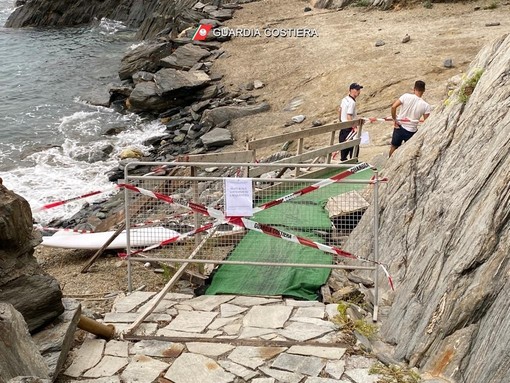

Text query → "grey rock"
[401,34,410,43]
[7,378,51,383]
[81,86,111,107]
[200,128,233,149]
[154,68,211,97]
[253,79,265,89]
[485,22,501,27]
[0,303,50,382]
[32,298,81,380]
[186,342,235,357]
[287,345,346,360]
[119,42,174,81]
[112,291,156,313]
[375,40,385,47]
[201,102,270,127]
[160,44,211,71]
[443,58,454,68]
[258,366,304,383]
[291,114,306,123]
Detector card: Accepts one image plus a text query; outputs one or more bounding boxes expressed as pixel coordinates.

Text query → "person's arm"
[391,99,402,128]
[338,106,342,122]
[423,113,430,121]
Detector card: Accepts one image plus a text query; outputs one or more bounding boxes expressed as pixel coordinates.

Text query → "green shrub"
[369,363,422,383]
[458,68,484,103]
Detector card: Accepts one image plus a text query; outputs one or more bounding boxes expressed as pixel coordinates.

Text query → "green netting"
[205,167,374,300]
[205,229,331,300]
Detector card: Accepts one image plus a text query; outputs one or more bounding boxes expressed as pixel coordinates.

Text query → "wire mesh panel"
[122,162,380,301]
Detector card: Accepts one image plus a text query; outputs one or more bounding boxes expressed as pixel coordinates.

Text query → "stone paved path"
[62,292,446,382]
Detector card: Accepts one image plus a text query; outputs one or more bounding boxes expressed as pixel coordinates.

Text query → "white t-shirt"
[397,93,431,132]
[340,95,357,123]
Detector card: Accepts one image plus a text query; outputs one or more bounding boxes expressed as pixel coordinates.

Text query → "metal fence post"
[372,169,380,322]
[124,166,132,293]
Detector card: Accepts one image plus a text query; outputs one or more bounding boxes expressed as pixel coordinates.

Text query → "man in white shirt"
[389,80,431,157]
[338,82,363,161]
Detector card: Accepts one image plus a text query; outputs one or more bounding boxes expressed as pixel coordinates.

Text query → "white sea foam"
[0,118,168,225]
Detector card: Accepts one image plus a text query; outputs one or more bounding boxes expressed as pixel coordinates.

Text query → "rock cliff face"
[0,184,64,332]
[5,0,151,28]
[348,33,510,382]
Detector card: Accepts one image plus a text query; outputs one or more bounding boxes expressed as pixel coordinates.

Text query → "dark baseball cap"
[349,83,363,90]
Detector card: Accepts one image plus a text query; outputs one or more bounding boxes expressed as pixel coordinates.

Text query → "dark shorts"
[391,126,416,147]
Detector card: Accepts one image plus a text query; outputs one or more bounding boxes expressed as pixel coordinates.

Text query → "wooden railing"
[187,119,364,177]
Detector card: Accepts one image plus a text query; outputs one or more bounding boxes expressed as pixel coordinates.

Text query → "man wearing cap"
[389,80,431,157]
[338,83,363,161]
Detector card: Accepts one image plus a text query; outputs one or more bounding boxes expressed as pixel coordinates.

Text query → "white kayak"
[41,226,180,250]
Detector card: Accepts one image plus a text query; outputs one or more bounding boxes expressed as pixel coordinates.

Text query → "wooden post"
[295,137,304,177]
[353,119,363,159]
[81,222,126,273]
[327,131,336,164]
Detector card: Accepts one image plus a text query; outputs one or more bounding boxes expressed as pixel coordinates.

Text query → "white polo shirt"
[398,93,431,132]
[340,95,357,123]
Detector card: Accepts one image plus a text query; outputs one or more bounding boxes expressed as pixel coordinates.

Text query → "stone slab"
[243,305,293,329]
[184,295,235,311]
[252,379,276,383]
[220,303,249,318]
[164,353,235,383]
[325,360,346,379]
[259,366,304,383]
[285,300,325,307]
[279,322,334,342]
[163,310,218,333]
[325,304,339,320]
[112,292,156,313]
[105,340,129,357]
[288,345,346,360]
[229,296,282,306]
[271,353,325,376]
[104,312,172,323]
[223,323,242,335]
[186,342,235,357]
[238,327,276,339]
[83,356,128,378]
[64,339,105,378]
[293,307,325,319]
[228,346,287,369]
[209,316,238,330]
[156,329,222,338]
[130,340,184,358]
[344,368,381,383]
[120,355,169,383]
[113,323,158,336]
[75,378,121,383]
[289,317,337,329]
[305,378,351,383]
[218,360,258,381]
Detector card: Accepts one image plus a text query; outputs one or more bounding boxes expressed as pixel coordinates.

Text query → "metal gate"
[122,161,384,320]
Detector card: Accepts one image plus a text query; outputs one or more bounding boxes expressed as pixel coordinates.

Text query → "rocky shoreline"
[27,0,276,231]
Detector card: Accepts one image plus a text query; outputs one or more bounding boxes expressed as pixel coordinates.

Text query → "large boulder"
[0,303,50,382]
[347,33,510,382]
[0,184,64,332]
[200,102,270,127]
[119,42,174,81]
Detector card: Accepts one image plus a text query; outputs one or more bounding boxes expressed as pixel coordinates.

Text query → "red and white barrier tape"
[363,117,424,123]
[34,225,94,234]
[119,221,218,258]
[33,186,119,212]
[253,162,372,214]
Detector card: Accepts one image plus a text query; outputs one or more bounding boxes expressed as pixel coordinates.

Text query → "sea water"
[0,0,166,225]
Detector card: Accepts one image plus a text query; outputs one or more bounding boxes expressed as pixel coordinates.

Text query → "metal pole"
[123,169,132,293]
[372,170,380,322]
